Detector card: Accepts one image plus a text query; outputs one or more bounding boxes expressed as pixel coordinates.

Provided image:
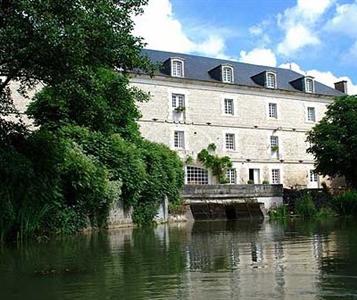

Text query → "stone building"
[132,49,347,188]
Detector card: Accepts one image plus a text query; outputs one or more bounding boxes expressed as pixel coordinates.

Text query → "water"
[1,219,357,300]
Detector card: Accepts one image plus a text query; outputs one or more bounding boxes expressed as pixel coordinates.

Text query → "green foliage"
[0,0,152,139]
[315,207,335,219]
[330,191,357,216]
[262,180,269,184]
[0,0,185,241]
[207,143,217,152]
[295,194,317,219]
[269,205,289,220]
[307,95,357,188]
[133,141,184,224]
[168,199,186,216]
[185,155,194,165]
[27,68,148,141]
[247,180,254,184]
[197,144,232,184]
[271,145,279,152]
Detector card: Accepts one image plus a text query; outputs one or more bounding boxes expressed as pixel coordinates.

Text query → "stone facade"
[131,74,335,188]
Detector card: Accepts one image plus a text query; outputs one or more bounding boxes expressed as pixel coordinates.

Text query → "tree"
[307,95,357,188]
[0,0,151,137]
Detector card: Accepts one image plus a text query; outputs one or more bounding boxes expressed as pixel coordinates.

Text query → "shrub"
[134,141,184,224]
[269,205,288,220]
[295,194,317,218]
[330,191,357,216]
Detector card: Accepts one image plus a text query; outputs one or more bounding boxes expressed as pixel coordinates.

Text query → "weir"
[183,184,283,220]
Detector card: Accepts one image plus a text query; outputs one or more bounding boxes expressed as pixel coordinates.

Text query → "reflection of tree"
[2,220,357,299]
[119,226,186,299]
[318,219,357,298]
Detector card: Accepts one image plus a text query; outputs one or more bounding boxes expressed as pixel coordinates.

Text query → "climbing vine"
[197,144,232,184]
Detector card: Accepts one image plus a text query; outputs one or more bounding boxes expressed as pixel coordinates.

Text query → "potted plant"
[271,145,279,152]
[174,106,186,113]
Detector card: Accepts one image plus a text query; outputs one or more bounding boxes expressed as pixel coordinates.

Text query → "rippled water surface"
[1,219,357,299]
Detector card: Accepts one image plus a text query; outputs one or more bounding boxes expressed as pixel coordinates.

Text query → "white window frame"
[225,133,236,151]
[174,130,185,149]
[222,65,234,83]
[271,169,281,184]
[224,98,234,115]
[172,93,185,109]
[268,102,278,119]
[309,170,318,183]
[305,77,314,93]
[270,135,279,149]
[266,72,277,89]
[186,166,209,185]
[226,168,237,184]
[171,58,184,78]
[307,106,316,122]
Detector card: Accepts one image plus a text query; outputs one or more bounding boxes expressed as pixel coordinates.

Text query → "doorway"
[249,169,261,184]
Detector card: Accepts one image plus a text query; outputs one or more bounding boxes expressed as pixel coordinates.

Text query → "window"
[224,98,234,115]
[309,170,318,182]
[172,94,185,108]
[307,107,316,122]
[186,166,209,185]
[266,72,276,89]
[174,131,185,149]
[225,133,235,150]
[171,59,184,77]
[305,78,314,93]
[272,169,281,184]
[222,66,234,83]
[270,136,279,150]
[268,103,278,118]
[226,168,237,184]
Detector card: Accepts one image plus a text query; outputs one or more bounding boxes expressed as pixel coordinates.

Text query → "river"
[1,219,357,299]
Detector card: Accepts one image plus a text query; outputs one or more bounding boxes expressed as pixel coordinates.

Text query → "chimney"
[334,80,348,94]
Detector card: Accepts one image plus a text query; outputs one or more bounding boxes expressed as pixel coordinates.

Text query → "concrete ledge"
[183,184,283,198]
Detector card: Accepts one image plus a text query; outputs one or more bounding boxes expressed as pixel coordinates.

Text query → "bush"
[330,191,357,216]
[134,140,184,224]
[269,205,289,220]
[295,194,317,218]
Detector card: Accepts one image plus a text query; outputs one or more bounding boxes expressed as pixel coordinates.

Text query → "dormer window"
[266,72,277,89]
[171,58,184,77]
[305,77,314,93]
[222,65,234,83]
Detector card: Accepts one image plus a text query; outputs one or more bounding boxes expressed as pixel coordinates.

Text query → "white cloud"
[325,1,357,38]
[277,25,320,55]
[347,41,357,61]
[277,0,334,55]
[133,0,229,58]
[280,62,357,95]
[239,48,277,67]
[249,21,271,47]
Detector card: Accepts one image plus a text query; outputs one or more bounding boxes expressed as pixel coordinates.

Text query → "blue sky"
[134,0,357,93]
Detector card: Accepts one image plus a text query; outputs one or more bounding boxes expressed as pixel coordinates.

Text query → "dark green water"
[1,219,357,300]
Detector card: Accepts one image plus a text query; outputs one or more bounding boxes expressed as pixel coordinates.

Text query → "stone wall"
[183,184,283,211]
[132,76,334,188]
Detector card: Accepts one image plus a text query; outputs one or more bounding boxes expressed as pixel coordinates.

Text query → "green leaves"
[197,144,233,184]
[307,95,357,188]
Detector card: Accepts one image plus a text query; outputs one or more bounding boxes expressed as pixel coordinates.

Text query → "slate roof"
[141,49,344,97]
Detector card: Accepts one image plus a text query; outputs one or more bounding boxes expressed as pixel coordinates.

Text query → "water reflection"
[1,219,357,299]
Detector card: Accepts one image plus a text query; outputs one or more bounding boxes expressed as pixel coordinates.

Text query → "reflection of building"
[133,49,347,188]
[182,221,339,299]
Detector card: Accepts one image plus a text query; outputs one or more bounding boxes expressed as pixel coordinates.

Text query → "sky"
[134,0,357,94]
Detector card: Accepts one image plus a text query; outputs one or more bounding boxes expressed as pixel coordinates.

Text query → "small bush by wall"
[295,194,317,218]
[330,191,357,216]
